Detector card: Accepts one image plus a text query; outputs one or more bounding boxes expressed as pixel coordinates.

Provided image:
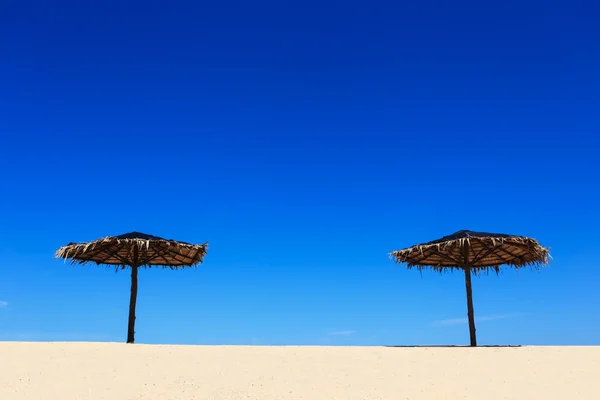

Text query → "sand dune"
[0,343,598,399]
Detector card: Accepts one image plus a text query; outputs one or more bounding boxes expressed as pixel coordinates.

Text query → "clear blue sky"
[1,0,599,346]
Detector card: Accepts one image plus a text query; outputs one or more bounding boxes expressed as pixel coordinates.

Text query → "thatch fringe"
[55,232,208,269]
[390,231,550,273]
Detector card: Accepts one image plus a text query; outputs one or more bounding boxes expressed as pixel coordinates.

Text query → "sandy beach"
[0,343,598,399]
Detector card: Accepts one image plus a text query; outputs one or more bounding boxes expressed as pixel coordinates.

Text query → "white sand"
[0,343,598,399]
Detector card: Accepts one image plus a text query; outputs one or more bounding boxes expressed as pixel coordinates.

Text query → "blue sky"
[0,0,599,345]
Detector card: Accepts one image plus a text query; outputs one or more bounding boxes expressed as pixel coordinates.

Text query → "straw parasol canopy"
[391,230,550,346]
[55,232,208,343]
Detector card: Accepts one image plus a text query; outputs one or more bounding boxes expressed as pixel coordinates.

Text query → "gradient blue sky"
[1,1,599,345]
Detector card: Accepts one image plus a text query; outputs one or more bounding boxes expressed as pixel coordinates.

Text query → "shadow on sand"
[384,345,522,348]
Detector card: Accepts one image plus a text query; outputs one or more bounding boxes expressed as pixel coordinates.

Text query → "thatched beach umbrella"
[55,232,208,343]
[391,230,549,346]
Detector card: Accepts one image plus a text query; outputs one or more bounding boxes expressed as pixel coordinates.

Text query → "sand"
[0,343,598,400]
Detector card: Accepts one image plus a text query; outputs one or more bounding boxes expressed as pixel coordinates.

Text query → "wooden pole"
[463,241,476,346]
[127,247,140,344]
[464,267,477,347]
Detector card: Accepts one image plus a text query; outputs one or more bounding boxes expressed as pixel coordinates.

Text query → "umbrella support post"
[464,267,477,347]
[127,265,138,344]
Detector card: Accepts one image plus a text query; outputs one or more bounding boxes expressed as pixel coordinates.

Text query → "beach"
[0,343,598,399]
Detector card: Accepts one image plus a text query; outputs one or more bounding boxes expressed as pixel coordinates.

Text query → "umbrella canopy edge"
[55,233,209,268]
[390,231,550,273]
